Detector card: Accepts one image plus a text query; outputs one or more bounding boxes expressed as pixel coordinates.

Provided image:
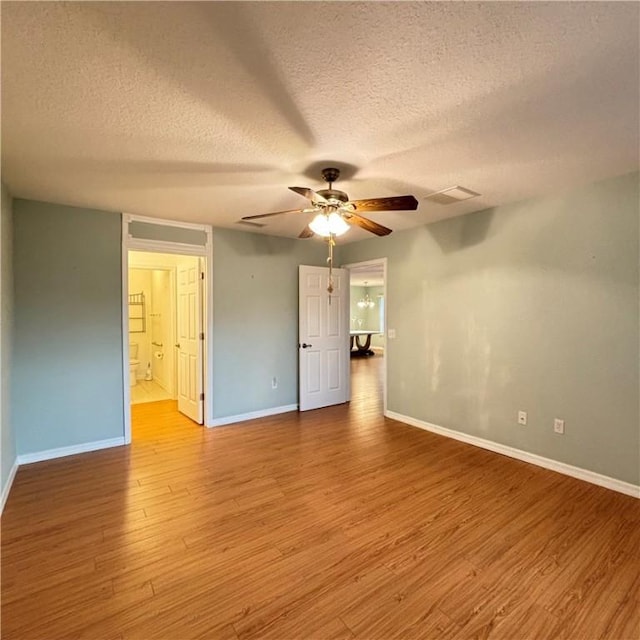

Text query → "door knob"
[301,343,313,349]
[175,343,181,349]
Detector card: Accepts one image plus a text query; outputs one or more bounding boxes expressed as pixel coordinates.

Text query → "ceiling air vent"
[425,186,480,205]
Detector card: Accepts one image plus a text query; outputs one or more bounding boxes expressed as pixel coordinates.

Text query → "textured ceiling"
[1,1,638,243]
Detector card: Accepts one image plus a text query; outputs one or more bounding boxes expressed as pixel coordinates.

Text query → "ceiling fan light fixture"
[242,166,415,240]
[309,211,349,237]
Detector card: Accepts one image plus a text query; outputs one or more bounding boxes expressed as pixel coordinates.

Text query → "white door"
[299,265,350,411]
[176,257,203,423]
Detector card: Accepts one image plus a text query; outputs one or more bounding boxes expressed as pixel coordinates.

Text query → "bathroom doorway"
[127,250,205,432]
[128,252,176,405]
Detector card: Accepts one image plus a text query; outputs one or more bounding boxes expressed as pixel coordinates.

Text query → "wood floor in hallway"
[2,355,639,639]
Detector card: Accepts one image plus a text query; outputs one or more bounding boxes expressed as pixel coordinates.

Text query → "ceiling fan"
[241,167,418,239]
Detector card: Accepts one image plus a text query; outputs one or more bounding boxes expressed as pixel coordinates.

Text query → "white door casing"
[122,213,213,442]
[176,257,203,423]
[299,265,350,411]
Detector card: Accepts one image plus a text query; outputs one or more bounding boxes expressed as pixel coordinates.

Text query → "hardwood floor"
[2,355,639,639]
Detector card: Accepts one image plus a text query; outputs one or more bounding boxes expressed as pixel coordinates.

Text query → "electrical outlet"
[271,376,278,390]
[554,418,565,434]
[518,410,527,425]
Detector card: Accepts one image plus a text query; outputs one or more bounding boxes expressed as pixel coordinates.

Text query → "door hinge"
[200,272,205,280]
[200,332,205,340]
[200,392,205,401]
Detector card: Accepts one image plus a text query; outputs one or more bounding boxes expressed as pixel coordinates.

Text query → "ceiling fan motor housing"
[317,189,349,203]
[319,167,348,204]
[321,167,341,184]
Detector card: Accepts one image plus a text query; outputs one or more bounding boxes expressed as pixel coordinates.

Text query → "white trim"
[207,404,298,428]
[17,437,126,466]
[203,251,214,428]
[343,258,388,414]
[385,410,640,499]
[121,216,131,443]
[1,459,19,514]
[123,213,210,231]
[127,238,207,255]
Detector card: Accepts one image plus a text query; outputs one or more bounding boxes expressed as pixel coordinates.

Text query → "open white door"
[176,257,203,423]
[299,265,350,411]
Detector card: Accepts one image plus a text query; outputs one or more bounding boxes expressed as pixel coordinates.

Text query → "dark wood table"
[350,331,377,356]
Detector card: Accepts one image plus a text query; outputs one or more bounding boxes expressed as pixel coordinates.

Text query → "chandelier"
[357,283,375,309]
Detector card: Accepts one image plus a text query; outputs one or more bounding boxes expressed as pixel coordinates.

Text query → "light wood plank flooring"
[2,356,639,639]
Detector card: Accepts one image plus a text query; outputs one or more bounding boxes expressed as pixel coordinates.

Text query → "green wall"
[7,172,639,488]
[126,225,326,419]
[13,200,124,454]
[10,201,329,454]
[211,229,326,418]
[1,183,16,499]
[340,172,640,485]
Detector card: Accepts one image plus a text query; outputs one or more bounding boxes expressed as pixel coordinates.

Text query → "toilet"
[129,343,140,387]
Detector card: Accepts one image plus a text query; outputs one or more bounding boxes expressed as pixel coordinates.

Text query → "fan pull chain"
[326,233,336,299]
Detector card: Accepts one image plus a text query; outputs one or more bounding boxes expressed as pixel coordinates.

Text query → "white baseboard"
[385,410,640,499]
[207,404,298,428]
[17,437,126,465]
[1,459,19,514]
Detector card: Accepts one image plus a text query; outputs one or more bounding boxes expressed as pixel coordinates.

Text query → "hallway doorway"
[345,258,387,413]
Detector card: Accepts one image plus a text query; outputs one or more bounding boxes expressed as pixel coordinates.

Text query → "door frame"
[122,213,213,443]
[342,257,388,414]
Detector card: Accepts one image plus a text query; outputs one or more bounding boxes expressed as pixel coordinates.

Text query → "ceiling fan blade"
[241,208,306,221]
[349,195,418,212]
[289,186,328,204]
[299,225,314,239]
[345,212,393,236]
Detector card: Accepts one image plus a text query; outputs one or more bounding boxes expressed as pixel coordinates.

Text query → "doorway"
[121,214,213,443]
[126,250,205,434]
[128,252,179,406]
[344,258,387,413]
